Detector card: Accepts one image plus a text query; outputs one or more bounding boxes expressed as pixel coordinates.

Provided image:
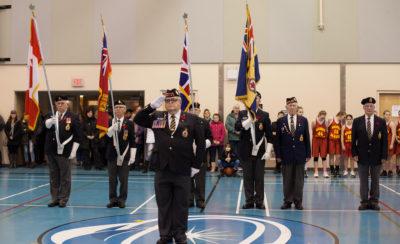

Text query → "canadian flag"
[24,17,42,131]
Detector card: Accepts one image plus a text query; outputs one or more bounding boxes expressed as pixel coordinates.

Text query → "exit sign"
[72,78,84,87]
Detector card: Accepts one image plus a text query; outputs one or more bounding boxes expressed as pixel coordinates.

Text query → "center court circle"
[39,213,338,244]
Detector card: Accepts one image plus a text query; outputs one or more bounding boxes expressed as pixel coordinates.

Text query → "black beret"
[165,89,180,98]
[55,96,68,102]
[114,100,126,106]
[193,102,200,108]
[361,97,376,105]
[286,97,297,105]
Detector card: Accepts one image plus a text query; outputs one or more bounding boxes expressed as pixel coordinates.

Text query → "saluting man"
[134,89,205,244]
[105,100,136,209]
[276,97,311,210]
[235,91,273,210]
[45,96,81,208]
[352,97,388,211]
[188,102,212,209]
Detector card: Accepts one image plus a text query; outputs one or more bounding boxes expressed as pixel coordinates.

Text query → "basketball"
[224,167,234,177]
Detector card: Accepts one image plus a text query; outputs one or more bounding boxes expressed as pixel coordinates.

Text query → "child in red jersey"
[311,110,329,178]
[328,111,346,177]
[341,114,355,177]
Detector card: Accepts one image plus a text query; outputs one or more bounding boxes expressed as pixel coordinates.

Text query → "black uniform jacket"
[134,105,205,176]
[105,118,136,161]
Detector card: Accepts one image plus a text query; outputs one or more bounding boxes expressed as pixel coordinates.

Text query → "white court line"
[0,183,49,201]
[235,179,243,214]
[263,192,270,217]
[0,179,153,183]
[130,194,155,214]
[380,183,400,196]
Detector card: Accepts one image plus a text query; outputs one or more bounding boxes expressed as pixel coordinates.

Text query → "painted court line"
[130,194,155,214]
[264,192,270,217]
[236,179,243,214]
[380,183,400,196]
[0,179,153,183]
[0,183,49,201]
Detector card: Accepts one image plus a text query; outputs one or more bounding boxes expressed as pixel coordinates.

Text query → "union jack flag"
[179,25,192,112]
[96,31,112,137]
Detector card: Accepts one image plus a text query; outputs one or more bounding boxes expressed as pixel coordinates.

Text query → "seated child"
[218,143,240,177]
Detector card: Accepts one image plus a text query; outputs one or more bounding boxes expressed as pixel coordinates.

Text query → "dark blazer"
[5,120,22,146]
[45,110,81,157]
[235,109,273,160]
[105,118,136,161]
[351,115,388,165]
[80,117,100,149]
[134,105,205,176]
[275,115,311,164]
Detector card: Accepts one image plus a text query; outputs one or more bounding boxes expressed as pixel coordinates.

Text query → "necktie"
[170,115,176,132]
[367,117,372,140]
[117,119,121,133]
[290,116,295,137]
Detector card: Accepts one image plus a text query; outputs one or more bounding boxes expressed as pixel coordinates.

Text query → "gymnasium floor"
[0,166,399,243]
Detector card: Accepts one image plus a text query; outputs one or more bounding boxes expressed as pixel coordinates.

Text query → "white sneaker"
[323,172,329,178]
[343,170,348,176]
[350,171,356,177]
[314,171,319,178]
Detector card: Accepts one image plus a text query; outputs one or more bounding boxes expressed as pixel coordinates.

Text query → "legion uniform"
[189,102,212,209]
[45,96,81,207]
[134,89,205,244]
[105,100,136,208]
[276,97,311,210]
[235,92,273,209]
[352,97,388,210]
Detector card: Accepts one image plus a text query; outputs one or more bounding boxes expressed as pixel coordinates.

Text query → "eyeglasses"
[114,106,126,109]
[165,98,179,103]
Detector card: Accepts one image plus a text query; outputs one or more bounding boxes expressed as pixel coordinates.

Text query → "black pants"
[155,170,190,240]
[47,153,71,203]
[133,143,144,169]
[107,159,129,203]
[189,162,207,205]
[282,162,305,205]
[243,156,264,204]
[358,163,381,205]
[82,146,102,169]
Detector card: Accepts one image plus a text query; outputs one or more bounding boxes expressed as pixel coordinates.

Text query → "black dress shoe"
[369,204,380,211]
[256,203,266,209]
[59,202,66,208]
[242,203,254,209]
[48,201,59,207]
[106,202,118,208]
[175,240,188,244]
[281,202,291,209]
[156,237,172,244]
[118,202,126,208]
[388,171,393,177]
[295,204,303,210]
[196,202,205,208]
[188,202,194,208]
[358,204,369,210]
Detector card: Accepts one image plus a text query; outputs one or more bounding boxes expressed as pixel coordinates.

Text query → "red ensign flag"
[96,31,112,138]
[25,17,42,131]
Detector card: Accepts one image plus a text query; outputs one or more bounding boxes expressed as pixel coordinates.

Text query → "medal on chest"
[123,129,128,141]
[259,122,263,131]
[65,118,71,131]
[300,134,304,142]
[152,119,166,129]
[182,128,188,138]
[378,131,382,140]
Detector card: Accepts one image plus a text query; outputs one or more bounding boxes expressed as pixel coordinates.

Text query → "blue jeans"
[23,140,35,163]
[218,159,240,170]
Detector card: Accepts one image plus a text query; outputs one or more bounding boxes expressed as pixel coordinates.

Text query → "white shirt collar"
[116,116,124,124]
[168,110,181,120]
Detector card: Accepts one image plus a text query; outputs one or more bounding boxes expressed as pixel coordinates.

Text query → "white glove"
[128,148,137,165]
[191,167,200,177]
[242,112,252,130]
[45,117,57,129]
[150,96,166,109]
[261,143,273,160]
[106,123,118,137]
[68,142,80,159]
[205,139,211,149]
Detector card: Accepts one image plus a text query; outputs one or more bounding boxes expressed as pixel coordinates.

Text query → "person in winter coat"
[5,110,22,168]
[209,113,226,172]
[81,106,102,170]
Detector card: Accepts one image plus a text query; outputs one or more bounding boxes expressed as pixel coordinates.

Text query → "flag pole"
[101,15,121,162]
[183,13,195,114]
[29,4,61,149]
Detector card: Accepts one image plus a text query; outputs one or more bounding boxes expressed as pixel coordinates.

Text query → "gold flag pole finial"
[100,14,105,26]
[29,4,36,17]
[183,12,188,26]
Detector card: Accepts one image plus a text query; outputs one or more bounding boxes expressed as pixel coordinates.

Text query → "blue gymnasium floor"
[0,166,399,243]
